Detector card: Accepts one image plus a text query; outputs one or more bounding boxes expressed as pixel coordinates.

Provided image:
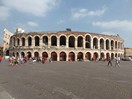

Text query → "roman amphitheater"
[6,28,124,61]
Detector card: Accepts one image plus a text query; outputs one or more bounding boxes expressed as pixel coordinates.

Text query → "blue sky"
[0,0,132,47]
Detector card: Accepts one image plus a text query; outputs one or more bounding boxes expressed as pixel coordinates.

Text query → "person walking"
[115,57,120,67]
[107,56,112,66]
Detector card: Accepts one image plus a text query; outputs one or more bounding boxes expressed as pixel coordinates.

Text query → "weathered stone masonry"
[9,31,124,61]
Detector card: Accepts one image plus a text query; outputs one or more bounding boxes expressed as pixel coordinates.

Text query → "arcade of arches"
[9,31,124,61]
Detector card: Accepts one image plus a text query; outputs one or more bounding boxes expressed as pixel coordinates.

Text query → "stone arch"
[68,52,75,61]
[85,52,91,60]
[111,53,114,59]
[13,37,16,46]
[111,40,114,50]
[21,52,25,57]
[115,53,117,57]
[69,36,75,47]
[93,52,98,61]
[21,37,25,46]
[106,39,109,50]
[12,52,15,57]
[35,36,40,46]
[42,52,48,58]
[34,52,39,57]
[100,52,105,60]
[16,52,19,57]
[60,35,66,46]
[28,36,32,46]
[17,38,20,46]
[27,52,32,58]
[51,36,57,46]
[100,38,104,49]
[42,36,48,45]
[106,53,110,60]
[6,50,9,56]
[60,52,66,61]
[115,41,117,49]
[93,37,98,49]
[85,35,91,48]
[77,52,83,61]
[51,52,57,61]
[77,36,83,47]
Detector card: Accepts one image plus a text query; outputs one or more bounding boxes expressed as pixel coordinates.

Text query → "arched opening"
[93,38,98,49]
[60,36,66,46]
[27,52,32,58]
[13,37,15,46]
[51,52,57,61]
[100,39,104,49]
[60,52,66,61]
[118,53,120,57]
[115,53,117,57]
[22,37,25,46]
[16,52,19,57]
[68,52,75,61]
[111,40,114,50]
[17,38,20,46]
[69,36,75,47]
[34,52,39,57]
[35,36,40,46]
[12,52,15,57]
[100,52,105,60]
[6,50,9,56]
[43,36,48,45]
[28,37,32,46]
[106,53,110,60]
[21,52,25,57]
[85,52,91,60]
[77,36,83,47]
[106,39,109,50]
[111,53,114,60]
[42,52,48,58]
[85,35,91,48]
[77,52,83,61]
[115,41,117,49]
[51,36,57,46]
[93,52,98,61]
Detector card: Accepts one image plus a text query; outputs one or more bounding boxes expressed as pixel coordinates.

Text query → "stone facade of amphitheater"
[9,30,124,61]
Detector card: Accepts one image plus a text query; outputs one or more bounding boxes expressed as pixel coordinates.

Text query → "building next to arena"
[4,28,124,61]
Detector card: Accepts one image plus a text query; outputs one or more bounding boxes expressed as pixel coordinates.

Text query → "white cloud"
[92,20,132,31]
[27,21,38,27]
[0,6,10,21]
[72,7,106,19]
[101,32,116,35]
[57,19,66,24]
[2,0,60,16]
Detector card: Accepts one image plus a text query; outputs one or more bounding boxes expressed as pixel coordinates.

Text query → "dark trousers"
[108,61,112,66]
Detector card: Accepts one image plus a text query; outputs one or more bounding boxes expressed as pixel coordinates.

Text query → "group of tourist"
[8,56,52,66]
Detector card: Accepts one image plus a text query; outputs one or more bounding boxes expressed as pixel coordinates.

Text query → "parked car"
[122,57,132,61]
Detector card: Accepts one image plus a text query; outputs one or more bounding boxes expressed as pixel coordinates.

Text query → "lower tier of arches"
[9,50,124,61]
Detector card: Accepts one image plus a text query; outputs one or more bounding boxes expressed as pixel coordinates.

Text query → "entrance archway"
[60,52,66,61]
[51,52,57,61]
[93,52,98,61]
[34,52,39,57]
[68,52,75,61]
[27,52,32,58]
[77,52,83,61]
[42,52,48,58]
[85,52,91,60]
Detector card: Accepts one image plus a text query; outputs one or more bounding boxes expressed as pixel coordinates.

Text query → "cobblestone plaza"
[0,60,132,99]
